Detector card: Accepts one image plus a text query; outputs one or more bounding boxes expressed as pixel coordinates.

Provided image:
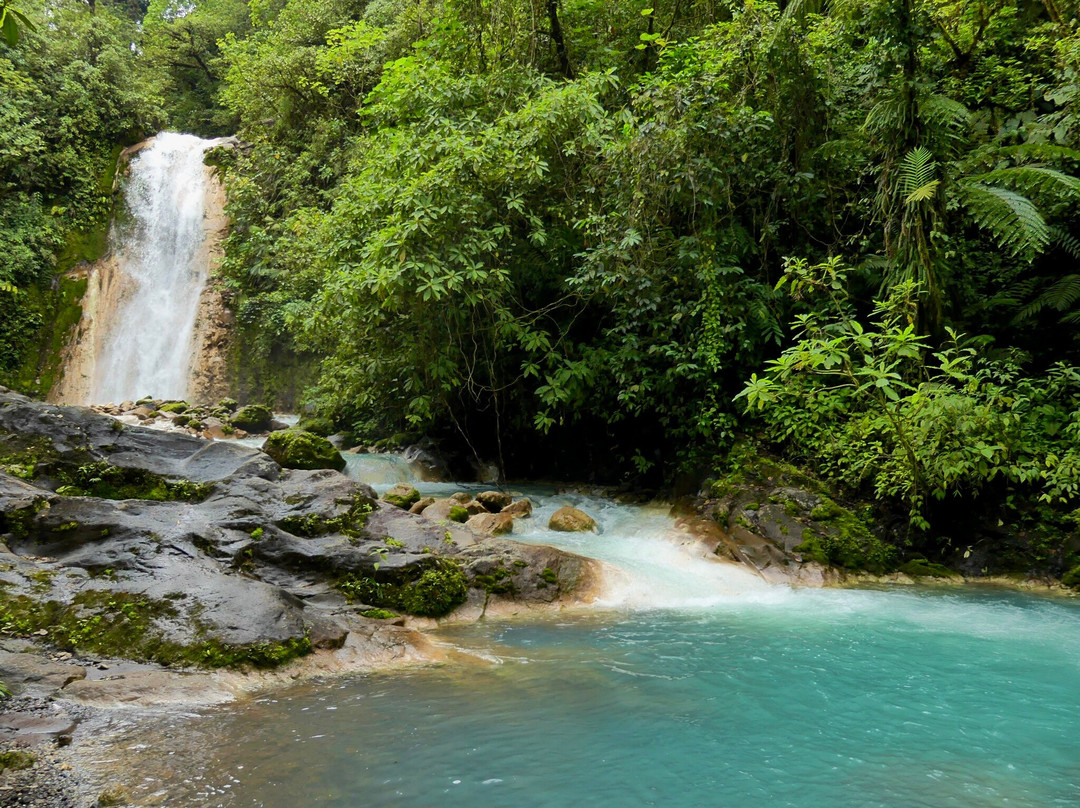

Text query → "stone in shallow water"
[548,506,597,532]
[476,491,512,512]
[502,498,533,518]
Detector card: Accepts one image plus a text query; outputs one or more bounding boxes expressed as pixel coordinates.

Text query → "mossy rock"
[230,404,274,432]
[448,505,469,523]
[158,401,189,414]
[0,750,34,772]
[337,559,468,617]
[297,416,336,437]
[899,558,962,579]
[382,483,421,509]
[262,429,345,472]
[1061,564,1080,590]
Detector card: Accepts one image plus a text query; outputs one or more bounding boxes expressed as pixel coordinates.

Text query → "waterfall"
[86,133,225,404]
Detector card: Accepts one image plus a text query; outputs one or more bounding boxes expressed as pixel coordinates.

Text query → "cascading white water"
[89,133,224,404]
[342,453,778,609]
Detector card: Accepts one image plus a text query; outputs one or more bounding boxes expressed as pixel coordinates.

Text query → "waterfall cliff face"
[52,133,232,406]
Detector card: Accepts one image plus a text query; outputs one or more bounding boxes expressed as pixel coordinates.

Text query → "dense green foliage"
[4,0,1080,572]
[0,0,162,391]
[204,0,1080,489]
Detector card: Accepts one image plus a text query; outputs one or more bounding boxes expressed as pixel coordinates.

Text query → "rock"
[383,483,421,509]
[463,499,487,516]
[401,442,450,480]
[409,497,435,515]
[97,783,131,807]
[200,416,230,440]
[476,491,512,512]
[0,713,79,746]
[466,512,514,536]
[449,492,472,504]
[230,404,274,433]
[501,498,533,518]
[420,499,467,522]
[0,651,86,698]
[0,386,599,667]
[131,406,155,420]
[262,429,346,471]
[548,506,598,532]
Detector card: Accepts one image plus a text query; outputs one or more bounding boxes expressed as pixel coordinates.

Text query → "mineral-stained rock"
[548,506,598,532]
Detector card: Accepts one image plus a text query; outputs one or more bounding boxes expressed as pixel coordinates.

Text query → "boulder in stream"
[262,428,346,471]
[548,506,598,533]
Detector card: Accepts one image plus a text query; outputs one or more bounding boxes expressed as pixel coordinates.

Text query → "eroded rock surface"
[0,387,597,676]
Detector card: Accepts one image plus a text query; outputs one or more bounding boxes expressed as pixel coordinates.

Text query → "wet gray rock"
[0,387,595,669]
[0,652,85,699]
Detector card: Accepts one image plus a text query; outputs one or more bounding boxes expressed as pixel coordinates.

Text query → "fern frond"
[1051,227,1080,261]
[971,166,1080,202]
[993,143,1080,164]
[959,183,1049,259]
[899,147,937,198]
[781,0,828,22]
[905,180,939,205]
[920,93,971,142]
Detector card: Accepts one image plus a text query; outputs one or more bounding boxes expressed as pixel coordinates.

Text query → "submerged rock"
[548,506,598,533]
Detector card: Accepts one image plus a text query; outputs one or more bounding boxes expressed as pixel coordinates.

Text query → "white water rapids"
[89,133,223,404]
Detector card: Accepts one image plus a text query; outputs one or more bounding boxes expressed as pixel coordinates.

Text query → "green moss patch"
[278,493,373,538]
[54,462,211,502]
[262,429,345,471]
[0,750,35,772]
[0,589,311,669]
[899,558,962,579]
[337,559,468,617]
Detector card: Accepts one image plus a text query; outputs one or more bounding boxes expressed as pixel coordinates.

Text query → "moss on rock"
[230,404,274,432]
[262,429,345,471]
[0,588,311,669]
[337,559,468,617]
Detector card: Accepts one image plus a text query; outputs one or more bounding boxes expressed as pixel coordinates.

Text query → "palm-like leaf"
[899,147,937,201]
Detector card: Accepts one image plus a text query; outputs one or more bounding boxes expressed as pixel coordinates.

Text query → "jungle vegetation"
[2,0,1080,564]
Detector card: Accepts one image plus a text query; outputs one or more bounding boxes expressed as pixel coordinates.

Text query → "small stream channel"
[79,452,1080,807]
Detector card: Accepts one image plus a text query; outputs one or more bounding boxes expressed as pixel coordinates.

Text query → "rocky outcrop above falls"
[0,387,597,675]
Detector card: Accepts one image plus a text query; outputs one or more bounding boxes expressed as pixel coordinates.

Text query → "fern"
[959,183,1049,259]
[971,166,1080,202]
[899,147,938,203]
[0,281,18,295]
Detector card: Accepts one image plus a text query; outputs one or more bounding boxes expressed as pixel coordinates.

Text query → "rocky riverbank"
[0,386,603,804]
